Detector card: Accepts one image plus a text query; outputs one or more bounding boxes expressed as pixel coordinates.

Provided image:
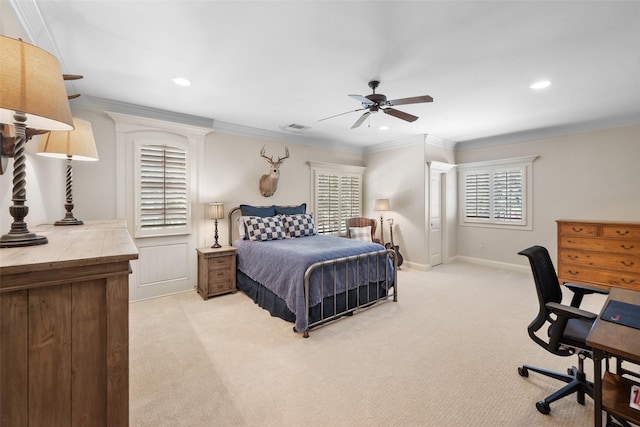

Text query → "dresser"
[0,220,138,426]
[557,220,640,291]
[196,246,237,299]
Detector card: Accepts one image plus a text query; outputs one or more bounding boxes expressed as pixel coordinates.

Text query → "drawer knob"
[571,227,583,233]
[621,278,636,284]
[568,255,579,260]
[621,244,635,250]
[567,270,579,276]
[621,261,635,267]
[616,229,630,236]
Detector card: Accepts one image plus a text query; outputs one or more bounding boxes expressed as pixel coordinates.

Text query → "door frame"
[426,161,456,269]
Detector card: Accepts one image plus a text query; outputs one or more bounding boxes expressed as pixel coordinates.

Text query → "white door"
[429,173,443,267]
[110,113,208,301]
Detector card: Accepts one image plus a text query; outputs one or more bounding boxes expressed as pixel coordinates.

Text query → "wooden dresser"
[557,220,640,291]
[0,220,138,427]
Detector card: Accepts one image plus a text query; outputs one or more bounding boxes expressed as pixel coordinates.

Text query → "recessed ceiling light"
[172,77,191,87]
[529,80,551,90]
[379,126,389,131]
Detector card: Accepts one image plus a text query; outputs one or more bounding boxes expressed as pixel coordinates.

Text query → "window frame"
[134,137,191,238]
[308,161,365,236]
[457,155,537,230]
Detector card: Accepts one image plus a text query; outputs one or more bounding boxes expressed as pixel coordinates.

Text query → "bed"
[229,204,397,337]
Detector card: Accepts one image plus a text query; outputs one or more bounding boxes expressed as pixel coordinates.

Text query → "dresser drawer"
[559,248,640,273]
[601,225,640,239]
[558,264,640,290]
[558,223,599,237]
[559,236,640,255]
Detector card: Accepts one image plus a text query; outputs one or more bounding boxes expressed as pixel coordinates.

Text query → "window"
[309,162,365,235]
[135,140,190,237]
[458,156,536,229]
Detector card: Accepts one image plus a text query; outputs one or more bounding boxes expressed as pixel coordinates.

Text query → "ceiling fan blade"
[319,107,366,121]
[351,112,371,129]
[387,95,433,106]
[349,94,374,106]
[383,108,418,122]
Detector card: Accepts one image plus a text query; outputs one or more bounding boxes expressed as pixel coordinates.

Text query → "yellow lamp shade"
[38,118,99,161]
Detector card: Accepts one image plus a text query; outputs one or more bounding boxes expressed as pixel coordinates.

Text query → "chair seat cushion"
[562,317,594,349]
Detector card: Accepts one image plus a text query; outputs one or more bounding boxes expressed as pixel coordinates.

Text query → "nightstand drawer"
[208,256,232,269]
[559,223,599,237]
[601,225,640,239]
[208,267,231,283]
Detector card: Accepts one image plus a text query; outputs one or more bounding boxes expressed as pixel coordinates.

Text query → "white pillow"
[237,216,248,239]
[349,226,372,242]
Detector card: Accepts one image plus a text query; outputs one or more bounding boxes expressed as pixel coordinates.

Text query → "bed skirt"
[236,270,390,332]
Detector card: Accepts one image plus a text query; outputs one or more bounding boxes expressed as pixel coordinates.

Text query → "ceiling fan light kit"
[322,80,433,129]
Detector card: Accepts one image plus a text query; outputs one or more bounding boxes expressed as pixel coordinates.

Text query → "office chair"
[517,245,608,415]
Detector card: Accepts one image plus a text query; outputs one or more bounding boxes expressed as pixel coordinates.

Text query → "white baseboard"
[456,256,529,273]
[402,261,430,271]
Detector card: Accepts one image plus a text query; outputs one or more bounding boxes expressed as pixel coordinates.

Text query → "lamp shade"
[374,198,390,211]
[0,36,73,131]
[208,202,224,220]
[37,117,99,161]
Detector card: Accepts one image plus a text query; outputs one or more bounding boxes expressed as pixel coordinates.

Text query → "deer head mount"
[259,145,289,197]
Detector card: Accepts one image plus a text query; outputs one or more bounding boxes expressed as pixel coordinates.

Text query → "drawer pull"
[567,270,580,276]
[621,278,636,284]
[616,229,630,236]
[621,261,635,267]
[571,227,583,233]
[567,255,579,261]
[621,244,635,250]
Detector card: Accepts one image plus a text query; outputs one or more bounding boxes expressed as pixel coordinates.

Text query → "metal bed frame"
[229,206,398,337]
[302,248,397,337]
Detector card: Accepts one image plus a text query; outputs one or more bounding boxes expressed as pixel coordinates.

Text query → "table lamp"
[0,36,74,247]
[374,198,390,244]
[208,202,224,248]
[37,117,99,225]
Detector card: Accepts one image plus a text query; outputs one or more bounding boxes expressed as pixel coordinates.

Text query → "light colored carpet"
[129,262,609,426]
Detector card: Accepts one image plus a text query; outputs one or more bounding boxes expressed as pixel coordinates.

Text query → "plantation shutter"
[139,144,188,230]
[493,168,523,222]
[464,171,490,220]
[315,172,361,234]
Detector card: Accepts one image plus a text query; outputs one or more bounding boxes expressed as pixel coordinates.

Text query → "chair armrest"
[564,282,609,307]
[565,282,610,296]
[546,302,597,320]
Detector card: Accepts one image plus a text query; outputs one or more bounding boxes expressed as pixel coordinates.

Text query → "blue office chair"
[517,245,608,415]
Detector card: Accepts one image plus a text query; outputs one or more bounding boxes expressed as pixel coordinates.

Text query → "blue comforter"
[234,235,393,331]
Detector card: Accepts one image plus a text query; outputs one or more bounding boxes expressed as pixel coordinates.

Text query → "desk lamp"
[208,202,224,248]
[0,36,74,247]
[37,118,99,225]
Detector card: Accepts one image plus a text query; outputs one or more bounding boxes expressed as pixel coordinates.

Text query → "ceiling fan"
[320,80,433,129]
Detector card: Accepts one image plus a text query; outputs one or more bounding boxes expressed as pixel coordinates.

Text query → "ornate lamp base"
[0,231,48,248]
[55,217,83,226]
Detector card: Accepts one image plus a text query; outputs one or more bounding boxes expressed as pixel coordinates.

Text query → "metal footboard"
[302,248,397,338]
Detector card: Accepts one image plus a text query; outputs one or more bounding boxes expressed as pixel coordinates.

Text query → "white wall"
[455,123,640,267]
[199,132,363,247]
[364,136,456,269]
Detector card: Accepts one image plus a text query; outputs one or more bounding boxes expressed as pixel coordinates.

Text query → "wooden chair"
[345,217,381,244]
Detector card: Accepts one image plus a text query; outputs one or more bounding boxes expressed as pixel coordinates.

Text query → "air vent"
[284,123,310,131]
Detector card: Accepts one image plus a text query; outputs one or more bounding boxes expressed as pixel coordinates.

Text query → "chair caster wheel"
[518,367,529,377]
[536,401,550,415]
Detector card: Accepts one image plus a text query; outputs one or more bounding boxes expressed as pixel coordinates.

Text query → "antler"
[260,146,289,166]
[260,145,275,165]
[275,146,290,166]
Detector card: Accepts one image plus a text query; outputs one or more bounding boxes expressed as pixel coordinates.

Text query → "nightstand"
[196,246,237,300]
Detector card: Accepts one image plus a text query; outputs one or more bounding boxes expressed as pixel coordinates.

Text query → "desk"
[586,288,640,427]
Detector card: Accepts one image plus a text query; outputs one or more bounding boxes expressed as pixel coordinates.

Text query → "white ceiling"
[13,0,640,150]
